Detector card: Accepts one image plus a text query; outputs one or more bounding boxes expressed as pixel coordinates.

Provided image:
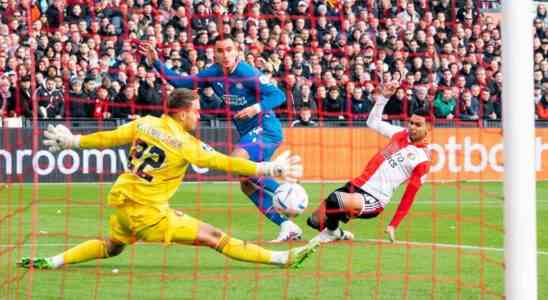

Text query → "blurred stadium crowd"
[0,0,547,126]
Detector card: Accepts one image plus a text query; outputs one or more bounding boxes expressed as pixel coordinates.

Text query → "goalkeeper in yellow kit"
[18,88,318,270]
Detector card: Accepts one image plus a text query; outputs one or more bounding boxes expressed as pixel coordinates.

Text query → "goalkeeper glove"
[258,150,303,183]
[43,124,80,152]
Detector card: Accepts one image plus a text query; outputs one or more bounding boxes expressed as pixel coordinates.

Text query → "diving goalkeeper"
[18,88,318,270]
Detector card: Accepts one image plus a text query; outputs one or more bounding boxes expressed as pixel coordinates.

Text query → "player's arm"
[236,68,285,118]
[153,59,221,90]
[183,141,256,175]
[43,121,137,151]
[153,59,216,90]
[79,121,137,148]
[386,161,430,241]
[140,41,207,89]
[367,83,405,138]
[153,59,196,88]
[254,75,286,112]
[183,140,302,181]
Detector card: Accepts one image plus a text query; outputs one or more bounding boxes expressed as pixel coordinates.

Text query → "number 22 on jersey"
[127,139,166,182]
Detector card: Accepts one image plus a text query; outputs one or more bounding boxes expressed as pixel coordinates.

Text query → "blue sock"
[247,178,286,226]
[253,177,280,194]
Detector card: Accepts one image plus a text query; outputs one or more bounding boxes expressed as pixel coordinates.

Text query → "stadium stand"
[0,0,546,128]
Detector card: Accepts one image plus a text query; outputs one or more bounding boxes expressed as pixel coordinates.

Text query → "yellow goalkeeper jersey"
[79,115,258,211]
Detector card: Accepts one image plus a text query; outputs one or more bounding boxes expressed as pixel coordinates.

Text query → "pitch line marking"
[362,239,548,256]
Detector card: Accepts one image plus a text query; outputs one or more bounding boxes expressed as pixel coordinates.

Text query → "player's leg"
[254,138,304,242]
[18,212,130,269]
[232,145,302,242]
[146,209,318,268]
[307,185,383,243]
[191,220,317,268]
[200,224,318,268]
[232,139,302,242]
[18,239,125,270]
[232,143,286,225]
[158,209,276,263]
[195,223,279,264]
[306,191,359,243]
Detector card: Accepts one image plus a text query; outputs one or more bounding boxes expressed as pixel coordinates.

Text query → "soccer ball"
[273,183,308,217]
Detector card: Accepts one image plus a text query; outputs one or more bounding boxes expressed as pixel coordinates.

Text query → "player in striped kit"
[307,83,431,243]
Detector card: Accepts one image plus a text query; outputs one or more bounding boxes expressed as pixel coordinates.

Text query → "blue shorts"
[236,128,281,162]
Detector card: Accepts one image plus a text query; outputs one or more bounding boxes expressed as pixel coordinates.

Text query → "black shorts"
[335,182,384,219]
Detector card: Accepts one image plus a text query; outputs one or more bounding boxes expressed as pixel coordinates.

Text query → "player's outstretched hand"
[43,124,80,152]
[138,41,159,65]
[385,225,396,243]
[259,150,303,182]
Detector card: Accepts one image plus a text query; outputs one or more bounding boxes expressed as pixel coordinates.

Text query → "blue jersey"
[153,60,285,140]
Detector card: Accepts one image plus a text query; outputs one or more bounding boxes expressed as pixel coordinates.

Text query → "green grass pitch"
[1,182,547,299]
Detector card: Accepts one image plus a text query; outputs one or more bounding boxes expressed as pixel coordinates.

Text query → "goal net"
[1,0,542,298]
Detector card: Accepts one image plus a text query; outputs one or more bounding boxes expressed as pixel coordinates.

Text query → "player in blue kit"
[140,36,302,242]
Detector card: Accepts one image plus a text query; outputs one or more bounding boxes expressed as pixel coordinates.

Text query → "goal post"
[501,0,537,298]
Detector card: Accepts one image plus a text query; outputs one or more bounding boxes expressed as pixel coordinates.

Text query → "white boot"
[310,228,354,244]
[271,220,303,243]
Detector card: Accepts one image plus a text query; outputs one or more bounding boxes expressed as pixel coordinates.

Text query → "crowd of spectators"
[0,0,546,126]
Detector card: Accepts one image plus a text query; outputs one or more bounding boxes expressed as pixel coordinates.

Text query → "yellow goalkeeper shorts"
[109,201,203,245]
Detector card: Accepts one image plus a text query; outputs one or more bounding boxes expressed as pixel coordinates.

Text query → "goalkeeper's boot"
[271,220,303,243]
[17,257,55,270]
[284,240,320,269]
[310,228,354,244]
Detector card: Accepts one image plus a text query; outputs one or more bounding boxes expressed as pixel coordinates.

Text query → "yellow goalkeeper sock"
[215,234,276,265]
[59,239,109,266]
